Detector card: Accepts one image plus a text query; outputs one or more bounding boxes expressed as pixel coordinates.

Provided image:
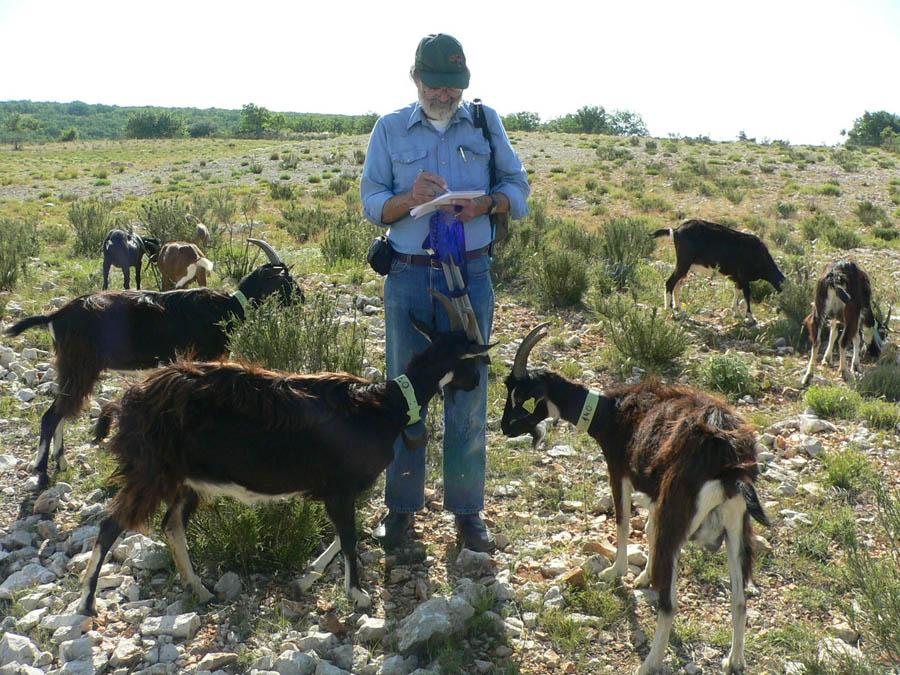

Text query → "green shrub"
[280,153,300,170]
[805,386,862,419]
[819,184,841,197]
[528,247,589,308]
[800,212,837,241]
[268,181,295,201]
[552,219,603,257]
[0,215,40,290]
[320,208,377,266]
[700,353,757,400]
[599,216,656,290]
[68,197,120,256]
[593,296,688,373]
[775,201,798,219]
[844,484,900,666]
[858,400,900,430]
[279,203,337,242]
[138,197,195,243]
[823,446,874,497]
[825,225,863,250]
[857,363,900,402]
[855,200,887,226]
[328,176,352,196]
[873,227,899,241]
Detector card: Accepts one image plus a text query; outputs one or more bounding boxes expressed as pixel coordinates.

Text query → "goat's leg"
[600,477,632,583]
[740,283,755,324]
[633,503,655,588]
[722,498,750,674]
[849,321,863,374]
[295,537,342,593]
[638,549,680,675]
[122,266,131,290]
[135,263,141,291]
[32,401,65,488]
[102,261,111,290]
[323,493,371,609]
[731,285,742,315]
[78,515,124,615]
[162,490,213,603]
[665,267,688,311]
[822,320,840,366]
[51,419,66,472]
[802,322,826,386]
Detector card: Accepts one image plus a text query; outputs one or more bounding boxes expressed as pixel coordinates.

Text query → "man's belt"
[394,244,490,269]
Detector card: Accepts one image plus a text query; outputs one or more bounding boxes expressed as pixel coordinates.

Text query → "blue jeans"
[383,253,493,515]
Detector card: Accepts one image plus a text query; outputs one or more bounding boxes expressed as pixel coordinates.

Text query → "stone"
[454,548,494,575]
[0,564,57,599]
[214,572,242,602]
[295,632,337,655]
[0,634,40,667]
[33,491,60,515]
[114,534,169,571]
[357,617,386,643]
[273,649,316,675]
[397,597,469,653]
[139,613,200,640]
[196,653,238,671]
[109,638,141,667]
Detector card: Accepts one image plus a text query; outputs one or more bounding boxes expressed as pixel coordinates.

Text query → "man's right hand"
[410,171,448,206]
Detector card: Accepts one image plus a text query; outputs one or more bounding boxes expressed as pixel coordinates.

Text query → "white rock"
[274,649,316,675]
[357,617,386,643]
[0,633,41,666]
[0,454,19,472]
[295,632,337,655]
[0,564,57,599]
[139,613,200,640]
[16,389,35,403]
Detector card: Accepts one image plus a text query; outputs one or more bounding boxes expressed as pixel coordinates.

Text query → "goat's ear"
[408,312,433,342]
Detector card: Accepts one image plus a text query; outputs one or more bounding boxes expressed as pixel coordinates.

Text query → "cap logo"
[448,53,464,64]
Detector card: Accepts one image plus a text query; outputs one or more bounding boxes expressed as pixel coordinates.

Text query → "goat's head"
[141,236,162,262]
[409,291,492,393]
[239,239,305,305]
[500,322,553,438]
[865,302,891,359]
[765,254,786,293]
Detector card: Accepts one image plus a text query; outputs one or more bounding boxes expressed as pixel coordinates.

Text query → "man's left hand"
[439,196,490,223]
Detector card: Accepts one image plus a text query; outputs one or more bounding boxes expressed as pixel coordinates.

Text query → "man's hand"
[410,171,448,206]
[440,195,490,223]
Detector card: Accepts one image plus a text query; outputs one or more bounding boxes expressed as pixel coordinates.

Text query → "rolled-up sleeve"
[486,107,530,220]
[361,117,394,227]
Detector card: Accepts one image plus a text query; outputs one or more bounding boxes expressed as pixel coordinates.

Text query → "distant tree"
[59,127,79,142]
[3,112,40,149]
[608,109,648,136]
[575,105,609,134]
[67,101,91,116]
[124,110,185,138]
[239,103,273,137]
[502,111,541,131]
[356,112,379,134]
[847,110,900,147]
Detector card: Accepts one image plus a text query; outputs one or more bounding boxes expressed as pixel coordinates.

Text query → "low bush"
[805,386,862,419]
[800,212,837,241]
[138,197,195,243]
[858,399,900,430]
[599,216,656,290]
[68,197,120,256]
[593,295,687,373]
[699,353,757,400]
[528,246,589,308]
[320,207,376,267]
[0,215,40,290]
[822,446,874,498]
[824,225,862,250]
[770,277,815,348]
[857,362,900,402]
[268,181,295,201]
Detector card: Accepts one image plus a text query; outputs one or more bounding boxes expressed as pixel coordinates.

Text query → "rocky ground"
[2,265,898,675]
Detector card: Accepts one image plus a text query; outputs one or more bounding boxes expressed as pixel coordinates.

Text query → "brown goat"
[157,242,213,290]
[501,324,769,674]
[185,214,211,247]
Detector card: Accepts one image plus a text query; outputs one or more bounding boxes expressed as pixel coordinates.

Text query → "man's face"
[416,77,463,123]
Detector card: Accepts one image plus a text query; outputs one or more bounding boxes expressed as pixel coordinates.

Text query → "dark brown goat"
[501,324,769,674]
[4,239,301,488]
[651,219,785,323]
[77,295,492,615]
[801,259,886,386]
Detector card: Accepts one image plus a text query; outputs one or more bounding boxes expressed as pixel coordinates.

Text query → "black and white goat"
[501,324,770,674]
[801,260,886,386]
[651,219,785,323]
[4,239,301,489]
[78,292,491,615]
[101,229,161,290]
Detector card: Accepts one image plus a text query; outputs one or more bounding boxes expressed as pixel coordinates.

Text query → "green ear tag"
[523,397,537,414]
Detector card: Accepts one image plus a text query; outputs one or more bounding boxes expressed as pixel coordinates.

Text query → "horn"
[248,238,283,265]
[513,322,551,379]
[429,290,465,332]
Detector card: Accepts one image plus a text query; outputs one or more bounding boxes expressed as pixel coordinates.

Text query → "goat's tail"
[739,480,770,526]
[649,228,673,239]
[93,403,120,444]
[174,258,214,289]
[4,314,52,337]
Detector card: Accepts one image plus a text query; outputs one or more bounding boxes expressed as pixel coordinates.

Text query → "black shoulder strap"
[471,99,497,190]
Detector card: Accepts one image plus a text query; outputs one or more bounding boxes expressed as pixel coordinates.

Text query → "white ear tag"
[523,397,537,414]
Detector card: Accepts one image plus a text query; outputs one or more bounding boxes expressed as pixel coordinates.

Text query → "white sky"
[2,0,899,146]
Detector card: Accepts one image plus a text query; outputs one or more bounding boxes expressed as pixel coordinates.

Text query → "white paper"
[409,190,485,218]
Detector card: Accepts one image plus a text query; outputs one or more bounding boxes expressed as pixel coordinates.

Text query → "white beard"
[418,91,462,124]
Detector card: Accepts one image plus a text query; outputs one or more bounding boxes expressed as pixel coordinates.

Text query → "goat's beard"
[417,90,462,124]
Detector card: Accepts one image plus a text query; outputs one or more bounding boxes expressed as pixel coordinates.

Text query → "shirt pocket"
[456,139,491,191]
[390,148,428,193]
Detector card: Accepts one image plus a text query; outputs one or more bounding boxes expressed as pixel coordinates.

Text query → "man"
[361,33,530,552]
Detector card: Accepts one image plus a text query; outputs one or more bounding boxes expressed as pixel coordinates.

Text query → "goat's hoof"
[598,566,621,584]
[633,569,651,588]
[295,571,323,594]
[350,587,372,610]
[193,585,214,604]
[57,456,69,472]
[635,663,665,675]
[722,654,745,674]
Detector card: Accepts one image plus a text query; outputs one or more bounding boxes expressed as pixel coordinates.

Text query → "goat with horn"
[5,239,302,488]
[78,292,492,615]
[501,323,770,674]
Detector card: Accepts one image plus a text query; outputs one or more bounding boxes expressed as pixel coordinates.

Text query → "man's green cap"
[415,33,469,89]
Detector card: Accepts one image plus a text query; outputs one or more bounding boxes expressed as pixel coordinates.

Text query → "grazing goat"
[4,239,301,489]
[651,219,785,323]
[801,260,886,386]
[185,214,211,247]
[157,241,214,290]
[101,229,161,290]
[78,293,492,615]
[501,323,770,674]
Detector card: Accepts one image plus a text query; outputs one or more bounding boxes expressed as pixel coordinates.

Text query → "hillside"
[1,131,899,674]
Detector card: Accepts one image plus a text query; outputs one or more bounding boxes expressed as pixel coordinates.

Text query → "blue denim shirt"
[361,100,530,254]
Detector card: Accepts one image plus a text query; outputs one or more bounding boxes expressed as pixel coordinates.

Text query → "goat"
[101,229,161,290]
[501,323,770,674]
[651,219,785,323]
[185,214,211,247]
[801,260,886,386]
[157,241,214,290]
[4,239,302,489]
[77,292,492,615]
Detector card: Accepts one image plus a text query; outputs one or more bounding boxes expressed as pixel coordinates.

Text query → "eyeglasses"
[421,84,463,98]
